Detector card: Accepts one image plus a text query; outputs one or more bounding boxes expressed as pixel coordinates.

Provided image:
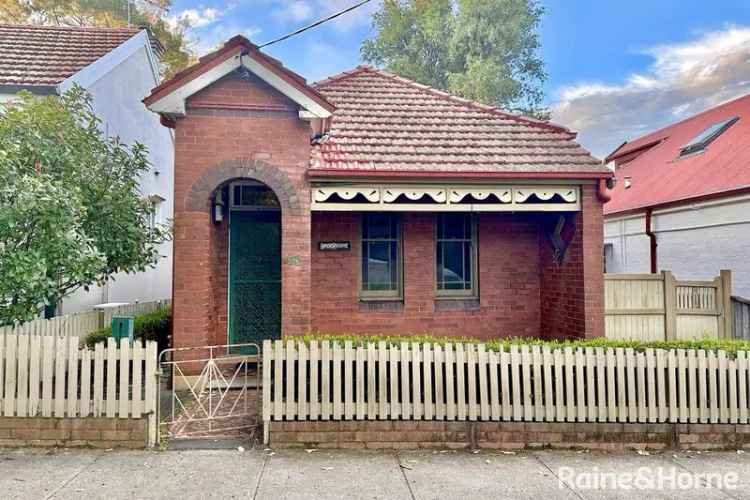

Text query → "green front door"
[229,210,281,347]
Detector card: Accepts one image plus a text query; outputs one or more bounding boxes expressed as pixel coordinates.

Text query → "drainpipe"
[645,208,657,273]
[596,178,612,203]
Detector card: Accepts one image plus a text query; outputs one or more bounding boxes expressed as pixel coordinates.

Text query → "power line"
[258,0,372,49]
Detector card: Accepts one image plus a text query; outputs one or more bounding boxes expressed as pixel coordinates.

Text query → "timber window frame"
[435,213,478,298]
[360,213,403,300]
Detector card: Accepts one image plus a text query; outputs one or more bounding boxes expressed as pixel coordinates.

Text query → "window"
[679,116,739,157]
[436,213,477,297]
[230,182,280,209]
[146,194,165,232]
[361,213,402,298]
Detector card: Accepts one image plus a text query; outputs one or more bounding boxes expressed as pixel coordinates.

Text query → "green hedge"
[286,333,750,355]
[85,306,171,350]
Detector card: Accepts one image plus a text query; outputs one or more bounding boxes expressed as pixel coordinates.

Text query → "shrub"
[85,306,171,350]
[289,333,750,355]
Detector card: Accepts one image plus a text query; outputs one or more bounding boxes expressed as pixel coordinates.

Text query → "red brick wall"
[540,184,605,339]
[310,212,542,339]
[172,72,312,349]
[0,417,148,449]
[269,421,745,452]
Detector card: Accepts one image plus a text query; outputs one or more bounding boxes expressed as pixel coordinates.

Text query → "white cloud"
[269,0,379,32]
[273,0,314,22]
[168,7,223,29]
[551,25,750,158]
[190,23,263,55]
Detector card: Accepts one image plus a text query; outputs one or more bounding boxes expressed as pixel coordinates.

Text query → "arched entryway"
[175,158,311,352]
[220,180,282,346]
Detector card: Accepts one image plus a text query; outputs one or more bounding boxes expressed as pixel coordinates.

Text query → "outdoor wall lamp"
[213,191,224,224]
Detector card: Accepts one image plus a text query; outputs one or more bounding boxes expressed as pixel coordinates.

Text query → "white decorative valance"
[311,184,581,212]
[449,187,512,204]
[382,187,447,204]
[514,187,577,204]
[314,186,380,203]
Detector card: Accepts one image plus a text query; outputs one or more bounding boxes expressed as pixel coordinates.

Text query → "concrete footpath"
[2,446,749,500]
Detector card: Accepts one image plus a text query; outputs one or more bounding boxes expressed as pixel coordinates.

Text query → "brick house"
[144,35,612,350]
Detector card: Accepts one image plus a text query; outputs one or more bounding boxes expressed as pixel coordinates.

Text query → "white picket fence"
[263,340,750,427]
[0,334,159,444]
[0,299,170,341]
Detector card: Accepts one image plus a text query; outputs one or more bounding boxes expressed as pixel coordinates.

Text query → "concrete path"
[1,447,748,499]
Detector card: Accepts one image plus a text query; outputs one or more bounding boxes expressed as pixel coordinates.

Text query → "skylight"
[679,116,739,157]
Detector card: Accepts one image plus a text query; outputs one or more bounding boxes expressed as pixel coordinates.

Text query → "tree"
[0,88,169,325]
[0,0,192,78]
[362,0,549,118]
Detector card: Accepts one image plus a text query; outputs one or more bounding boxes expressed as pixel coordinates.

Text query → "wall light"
[213,190,224,224]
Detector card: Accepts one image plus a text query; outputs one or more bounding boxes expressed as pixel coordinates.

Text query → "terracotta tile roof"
[604,93,750,215]
[0,24,139,87]
[311,66,608,177]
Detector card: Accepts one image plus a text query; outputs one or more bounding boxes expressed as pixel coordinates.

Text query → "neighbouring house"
[0,24,174,314]
[143,35,611,349]
[603,93,750,298]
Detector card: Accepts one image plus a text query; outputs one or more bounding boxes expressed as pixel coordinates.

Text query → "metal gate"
[158,343,261,442]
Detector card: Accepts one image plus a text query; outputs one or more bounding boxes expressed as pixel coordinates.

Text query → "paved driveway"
[1,447,747,499]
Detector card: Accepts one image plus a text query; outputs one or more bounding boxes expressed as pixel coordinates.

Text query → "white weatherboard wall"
[58,32,174,313]
[604,194,750,298]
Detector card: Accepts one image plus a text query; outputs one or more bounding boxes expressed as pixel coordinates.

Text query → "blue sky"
[167,0,750,157]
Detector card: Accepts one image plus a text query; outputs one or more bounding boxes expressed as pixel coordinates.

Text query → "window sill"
[358,294,402,302]
[434,297,480,311]
[358,299,404,312]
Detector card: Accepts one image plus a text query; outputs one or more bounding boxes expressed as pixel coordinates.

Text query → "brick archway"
[184,159,302,215]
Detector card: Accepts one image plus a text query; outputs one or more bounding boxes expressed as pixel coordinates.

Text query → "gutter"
[307,169,614,180]
[0,84,57,96]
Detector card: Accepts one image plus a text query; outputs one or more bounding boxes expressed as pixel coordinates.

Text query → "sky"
[166,0,750,158]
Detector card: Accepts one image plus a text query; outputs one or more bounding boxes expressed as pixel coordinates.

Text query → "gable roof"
[0,24,139,88]
[144,35,334,118]
[309,66,608,178]
[604,93,750,216]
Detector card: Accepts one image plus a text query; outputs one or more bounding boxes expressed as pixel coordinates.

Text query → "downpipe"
[646,208,658,274]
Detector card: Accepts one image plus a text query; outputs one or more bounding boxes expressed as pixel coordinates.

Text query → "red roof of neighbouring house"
[0,24,139,87]
[310,66,608,177]
[604,93,750,215]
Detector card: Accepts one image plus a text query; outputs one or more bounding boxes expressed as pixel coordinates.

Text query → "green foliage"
[0,88,169,325]
[85,306,172,350]
[0,0,192,78]
[362,0,548,118]
[293,333,750,355]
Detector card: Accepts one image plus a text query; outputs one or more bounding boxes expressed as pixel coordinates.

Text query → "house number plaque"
[319,241,351,251]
